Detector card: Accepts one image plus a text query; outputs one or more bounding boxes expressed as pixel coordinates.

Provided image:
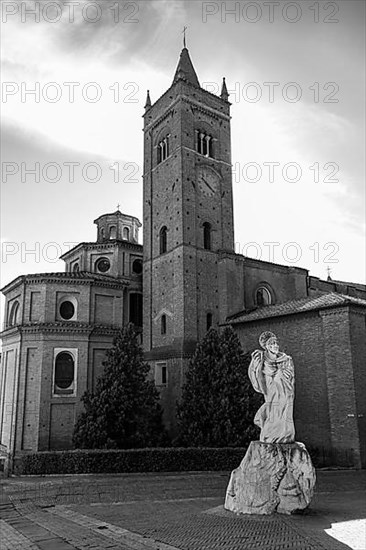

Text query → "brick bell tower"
[143,46,235,433]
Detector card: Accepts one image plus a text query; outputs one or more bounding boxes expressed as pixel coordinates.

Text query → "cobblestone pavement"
[0,470,365,550]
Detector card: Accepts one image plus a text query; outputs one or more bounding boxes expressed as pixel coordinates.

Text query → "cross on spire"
[116,203,121,211]
[182,25,188,48]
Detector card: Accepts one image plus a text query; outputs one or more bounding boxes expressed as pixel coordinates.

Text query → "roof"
[226,293,366,325]
[93,211,142,224]
[173,48,200,87]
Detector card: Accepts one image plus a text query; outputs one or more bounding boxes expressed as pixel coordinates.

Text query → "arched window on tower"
[109,226,117,239]
[161,314,167,335]
[157,134,170,164]
[196,130,214,158]
[203,222,212,250]
[159,226,167,254]
[123,227,130,240]
[256,286,273,307]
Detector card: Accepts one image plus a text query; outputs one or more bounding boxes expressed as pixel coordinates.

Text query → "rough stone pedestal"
[225,441,316,515]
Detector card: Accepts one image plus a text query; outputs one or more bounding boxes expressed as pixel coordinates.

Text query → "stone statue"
[224,331,316,515]
[248,331,295,444]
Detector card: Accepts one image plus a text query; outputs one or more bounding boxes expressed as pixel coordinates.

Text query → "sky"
[1,0,365,321]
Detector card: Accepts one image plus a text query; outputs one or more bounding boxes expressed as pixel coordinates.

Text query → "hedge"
[14,447,249,476]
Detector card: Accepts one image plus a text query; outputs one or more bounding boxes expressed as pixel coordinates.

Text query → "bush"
[15,447,248,476]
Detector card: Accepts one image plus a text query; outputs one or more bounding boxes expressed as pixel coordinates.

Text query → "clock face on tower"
[196,166,219,197]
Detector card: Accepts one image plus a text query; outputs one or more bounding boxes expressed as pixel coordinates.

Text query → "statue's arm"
[248,350,265,394]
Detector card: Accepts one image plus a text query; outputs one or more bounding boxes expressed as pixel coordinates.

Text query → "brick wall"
[320,307,362,467]
[349,309,366,466]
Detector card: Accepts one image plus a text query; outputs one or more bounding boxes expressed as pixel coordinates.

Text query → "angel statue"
[248,331,295,443]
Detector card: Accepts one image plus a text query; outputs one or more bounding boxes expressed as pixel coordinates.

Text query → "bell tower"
[143,46,235,431]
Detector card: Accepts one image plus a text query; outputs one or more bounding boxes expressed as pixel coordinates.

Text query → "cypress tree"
[176,327,261,447]
[73,324,168,449]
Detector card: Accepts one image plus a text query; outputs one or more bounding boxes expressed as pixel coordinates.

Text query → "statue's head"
[259,331,279,354]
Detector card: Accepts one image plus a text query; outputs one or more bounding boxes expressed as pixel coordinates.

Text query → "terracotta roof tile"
[226,293,366,325]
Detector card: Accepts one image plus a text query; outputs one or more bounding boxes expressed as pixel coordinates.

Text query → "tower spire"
[220,77,229,101]
[172,47,200,88]
[144,89,151,110]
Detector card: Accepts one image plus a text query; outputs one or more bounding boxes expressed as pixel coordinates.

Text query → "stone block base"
[224,441,316,515]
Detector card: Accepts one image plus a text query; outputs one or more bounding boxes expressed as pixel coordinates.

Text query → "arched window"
[206,312,213,331]
[109,226,117,239]
[157,134,170,164]
[256,286,272,306]
[195,130,214,158]
[203,222,212,250]
[73,263,80,273]
[54,351,75,395]
[8,301,20,326]
[161,314,167,335]
[123,227,130,240]
[159,226,167,254]
[100,228,105,241]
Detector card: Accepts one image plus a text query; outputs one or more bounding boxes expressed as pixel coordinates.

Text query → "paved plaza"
[1,469,365,550]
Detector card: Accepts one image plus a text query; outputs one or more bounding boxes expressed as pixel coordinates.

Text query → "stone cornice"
[144,93,230,134]
[181,95,231,122]
[0,326,21,338]
[1,272,131,294]
[1,322,123,336]
[144,79,230,121]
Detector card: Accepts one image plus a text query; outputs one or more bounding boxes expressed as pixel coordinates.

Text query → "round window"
[55,352,74,390]
[59,301,75,320]
[96,258,110,273]
[132,259,143,274]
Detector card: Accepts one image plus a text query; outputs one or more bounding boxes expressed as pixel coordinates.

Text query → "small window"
[157,134,170,164]
[256,287,272,306]
[132,259,143,274]
[123,227,130,240]
[73,263,80,273]
[54,352,75,395]
[59,301,75,320]
[159,226,167,254]
[161,314,167,335]
[96,257,111,273]
[155,362,168,386]
[109,226,117,239]
[203,222,212,250]
[8,301,20,326]
[206,312,213,331]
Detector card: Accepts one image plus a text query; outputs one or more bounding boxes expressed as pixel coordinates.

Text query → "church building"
[1,47,365,470]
